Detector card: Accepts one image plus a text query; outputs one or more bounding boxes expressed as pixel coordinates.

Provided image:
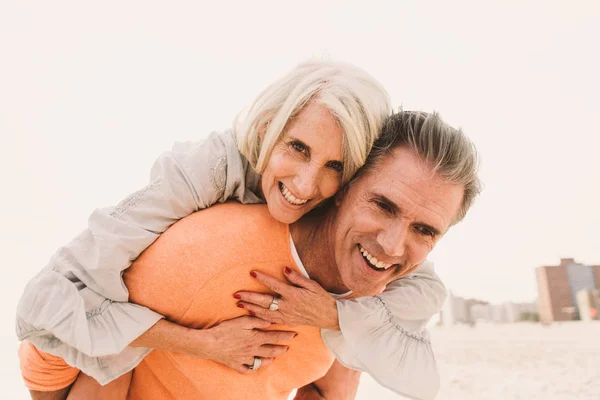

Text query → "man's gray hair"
[354,110,482,224]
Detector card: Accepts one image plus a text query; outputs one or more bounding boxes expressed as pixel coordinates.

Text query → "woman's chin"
[267,191,310,224]
[267,202,300,224]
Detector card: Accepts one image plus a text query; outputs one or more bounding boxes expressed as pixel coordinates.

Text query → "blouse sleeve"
[321,261,446,400]
[15,131,259,366]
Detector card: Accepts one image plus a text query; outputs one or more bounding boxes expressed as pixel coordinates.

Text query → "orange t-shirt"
[21,203,335,399]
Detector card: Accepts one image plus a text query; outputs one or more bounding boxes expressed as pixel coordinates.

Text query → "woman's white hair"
[234,59,391,182]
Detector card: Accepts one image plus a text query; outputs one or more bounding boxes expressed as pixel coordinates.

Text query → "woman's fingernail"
[249,311,256,316]
[250,271,257,278]
[237,303,245,308]
[284,267,291,275]
[234,294,241,299]
[293,333,298,338]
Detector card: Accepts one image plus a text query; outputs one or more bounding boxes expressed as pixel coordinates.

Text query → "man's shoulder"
[180,202,282,234]
[158,202,291,264]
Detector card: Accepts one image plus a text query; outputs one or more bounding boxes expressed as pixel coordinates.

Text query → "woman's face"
[261,102,345,224]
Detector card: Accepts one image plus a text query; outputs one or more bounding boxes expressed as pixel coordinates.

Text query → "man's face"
[331,146,464,296]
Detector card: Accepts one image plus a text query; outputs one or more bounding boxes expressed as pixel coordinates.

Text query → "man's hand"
[235,267,340,330]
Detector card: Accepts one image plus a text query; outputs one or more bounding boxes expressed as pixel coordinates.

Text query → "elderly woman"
[16,62,452,399]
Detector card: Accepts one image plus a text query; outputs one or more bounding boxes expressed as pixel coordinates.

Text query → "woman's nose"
[293,166,320,199]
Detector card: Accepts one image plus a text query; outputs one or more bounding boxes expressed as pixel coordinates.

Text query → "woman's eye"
[290,141,307,154]
[328,161,343,173]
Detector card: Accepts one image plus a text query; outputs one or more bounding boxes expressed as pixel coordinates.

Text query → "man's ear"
[334,185,349,206]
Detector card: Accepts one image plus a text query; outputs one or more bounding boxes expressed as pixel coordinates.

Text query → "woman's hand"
[234,267,340,330]
[131,317,296,375]
[200,316,297,374]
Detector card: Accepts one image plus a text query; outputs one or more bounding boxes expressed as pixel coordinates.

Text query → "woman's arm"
[15,131,260,381]
[19,317,297,395]
[129,317,295,373]
[236,261,445,400]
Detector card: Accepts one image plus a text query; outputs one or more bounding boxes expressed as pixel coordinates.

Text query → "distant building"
[503,301,538,322]
[470,303,492,322]
[490,304,507,323]
[441,292,473,325]
[469,301,538,324]
[536,258,599,324]
[594,265,600,290]
[576,289,600,321]
[441,292,538,326]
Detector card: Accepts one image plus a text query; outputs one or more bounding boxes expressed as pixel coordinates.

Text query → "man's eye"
[290,141,307,154]
[376,201,392,214]
[415,226,434,237]
[327,161,343,173]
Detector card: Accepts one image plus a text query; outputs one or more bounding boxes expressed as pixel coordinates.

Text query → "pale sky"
[2,0,599,342]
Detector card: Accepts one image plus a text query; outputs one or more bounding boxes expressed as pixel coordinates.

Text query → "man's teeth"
[280,183,308,205]
[359,246,393,270]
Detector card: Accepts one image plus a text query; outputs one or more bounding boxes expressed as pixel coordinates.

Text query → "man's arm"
[294,360,361,400]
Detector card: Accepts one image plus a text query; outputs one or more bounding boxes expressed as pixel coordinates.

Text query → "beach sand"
[4,322,599,399]
[356,321,600,399]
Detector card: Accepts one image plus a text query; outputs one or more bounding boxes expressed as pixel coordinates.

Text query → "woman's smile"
[279,182,309,206]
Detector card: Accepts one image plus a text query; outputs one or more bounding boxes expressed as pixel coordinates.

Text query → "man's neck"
[289,207,349,294]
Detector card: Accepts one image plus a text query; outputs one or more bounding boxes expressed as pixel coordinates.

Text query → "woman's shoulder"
[165,130,262,205]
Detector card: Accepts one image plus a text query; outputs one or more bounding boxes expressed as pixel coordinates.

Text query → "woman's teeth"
[359,245,393,270]
[279,183,308,205]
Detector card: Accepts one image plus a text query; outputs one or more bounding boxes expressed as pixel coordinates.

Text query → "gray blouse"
[16,130,445,400]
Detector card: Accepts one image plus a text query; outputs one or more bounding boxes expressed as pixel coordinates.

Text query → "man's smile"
[358,245,395,271]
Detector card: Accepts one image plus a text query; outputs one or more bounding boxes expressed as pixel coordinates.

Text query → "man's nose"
[293,165,320,199]
[377,220,409,258]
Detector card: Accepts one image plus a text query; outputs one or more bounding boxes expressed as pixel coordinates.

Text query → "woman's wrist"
[322,299,340,330]
[129,319,215,359]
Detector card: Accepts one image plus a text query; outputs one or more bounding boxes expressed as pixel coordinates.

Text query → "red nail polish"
[237,303,245,308]
[234,294,241,299]
[249,311,256,316]
[250,271,257,278]
[284,267,291,275]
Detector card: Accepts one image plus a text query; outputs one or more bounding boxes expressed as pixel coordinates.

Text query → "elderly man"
[19,111,480,400]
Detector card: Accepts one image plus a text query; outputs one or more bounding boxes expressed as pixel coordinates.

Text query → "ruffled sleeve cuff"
[16,268,163,384]
[321,296,440,400]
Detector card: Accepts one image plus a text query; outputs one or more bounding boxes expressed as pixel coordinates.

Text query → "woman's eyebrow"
[288,136,311,152]
[287,135,343,163]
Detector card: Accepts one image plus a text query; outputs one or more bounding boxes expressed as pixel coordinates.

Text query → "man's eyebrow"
[374,194,400,214]
[375,193,442,236]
